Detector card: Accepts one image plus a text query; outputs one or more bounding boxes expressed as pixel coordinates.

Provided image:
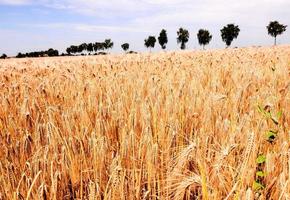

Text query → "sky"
[0,0,289,56]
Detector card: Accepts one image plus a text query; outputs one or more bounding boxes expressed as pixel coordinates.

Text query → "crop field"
[0,46,289,199]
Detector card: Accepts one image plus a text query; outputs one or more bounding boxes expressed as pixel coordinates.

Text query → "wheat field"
[0,46,289,200]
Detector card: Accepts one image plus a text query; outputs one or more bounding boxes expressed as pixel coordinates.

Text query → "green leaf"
[257,105,272,119]
[256,155,266,164]
[266,112,272,119]
[257,105,262,112]
[257,105,264,114]
[266,130,277,142]
[256,171,266,177]
[277,111,282,120]
[253,181,265,191]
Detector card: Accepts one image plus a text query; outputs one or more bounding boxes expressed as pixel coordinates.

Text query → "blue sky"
[0,0,289,56]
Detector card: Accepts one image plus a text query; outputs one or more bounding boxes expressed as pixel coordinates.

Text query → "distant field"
[0,46,289,199]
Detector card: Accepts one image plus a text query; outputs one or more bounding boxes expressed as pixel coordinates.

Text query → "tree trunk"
[274,37,277,45]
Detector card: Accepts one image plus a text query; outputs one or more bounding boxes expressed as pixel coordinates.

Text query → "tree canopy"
[177,28,189,50]
[16,49,59,58]
[0,54,7,59]
[220,24,240,47]
[121,43,130,52]
[65,39,114,56]
[104,39,114,50]
[87,43,94,53]
[197,29,212,49]
[267,21,287,45]
[158,29,168,50]
[144,36,157,51]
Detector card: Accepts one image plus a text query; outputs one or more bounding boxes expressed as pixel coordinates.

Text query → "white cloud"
[0,0,289,55]
[0,0,31,5]
[24,0,289,40]
[22,22,151,33]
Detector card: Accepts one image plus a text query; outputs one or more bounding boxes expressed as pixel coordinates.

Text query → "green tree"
[177,28,189,50]
[94,42,102,52]
[144,36,157,52]
[66,47,72,55]
[77,43,87,54]
[197,29,212,49]
[121,43,129,52]
[220,24,240,47]
[158,29,168,50]
[81,43,88,54]
[69,45,78,54]
[0,54,7,59]
[87,43,94,54]
[267,21,287,45]
[103,39,114,52]
[16,53,24,58]
[47,48,59,57]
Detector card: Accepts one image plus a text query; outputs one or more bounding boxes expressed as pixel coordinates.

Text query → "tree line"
[0,21,287,59]
[144,21,286,51]
[66,39,114,55]
[15,48,59,58]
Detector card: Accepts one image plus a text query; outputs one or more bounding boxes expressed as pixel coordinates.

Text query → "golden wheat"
[0,46,289,199]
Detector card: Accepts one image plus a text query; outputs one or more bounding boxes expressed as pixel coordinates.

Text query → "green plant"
[253,105,283,195]
[253,181,265,191]
[266,130,278,143]
[253,155,266,192]
[256,155,266,164]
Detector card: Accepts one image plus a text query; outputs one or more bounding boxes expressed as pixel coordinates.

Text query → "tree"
[46,48,59,57]
[69,45,78,54]
[267,21,287,45]
[0,54,7,59]
[16,53,24,58]
[66,47,72,55]
[94,42,104,53]
[93,42,100,52]
[220,24,240,47]
[144,36,156,52]
[177,28,189,50]
[103,39,114,52]
[197,29,212,49]
[87,43,94,54]
[14,48,59,58]
[121,43,129,52]
[77,44,86,54]
[158,29,168,50]
[80,43,88,54]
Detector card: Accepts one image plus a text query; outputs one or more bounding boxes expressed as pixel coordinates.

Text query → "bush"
[127,51,138,54]
[98,52,107,55]
[0,54,7,59]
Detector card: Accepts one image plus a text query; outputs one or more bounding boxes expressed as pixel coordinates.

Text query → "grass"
[0,46,289,199]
